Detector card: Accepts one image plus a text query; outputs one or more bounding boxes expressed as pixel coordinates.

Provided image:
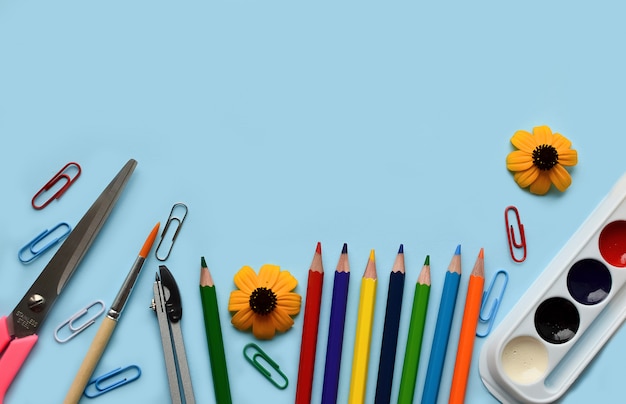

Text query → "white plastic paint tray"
[479,173,626,403]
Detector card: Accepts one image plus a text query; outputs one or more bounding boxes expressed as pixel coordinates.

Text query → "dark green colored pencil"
[200,257,232,404]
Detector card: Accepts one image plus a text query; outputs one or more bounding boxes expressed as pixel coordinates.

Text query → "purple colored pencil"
[321,243,351,404]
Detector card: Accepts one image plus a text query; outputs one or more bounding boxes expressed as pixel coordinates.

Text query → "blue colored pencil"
[421,245,462,404]
[374,244,406,404]
[321,244,351,404]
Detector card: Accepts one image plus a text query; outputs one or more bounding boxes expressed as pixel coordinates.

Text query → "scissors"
[151,265,195,404]
[0,159,137,403]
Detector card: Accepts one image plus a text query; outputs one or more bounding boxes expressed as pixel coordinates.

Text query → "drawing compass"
[151,265,195,404]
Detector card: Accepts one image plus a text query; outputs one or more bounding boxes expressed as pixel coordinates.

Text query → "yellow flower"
[506,125,578,195]
[228,264,301,340]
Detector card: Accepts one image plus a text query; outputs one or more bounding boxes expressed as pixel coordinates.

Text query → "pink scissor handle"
[0,316,38,403]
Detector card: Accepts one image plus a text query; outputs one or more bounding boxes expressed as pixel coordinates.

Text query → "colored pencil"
[374,244,406,404]
[348,249,378,404]
[64,223,160,404]
[321,243,351,404]
[295,242,325,404]
[449,248,485,404]
[421,245,462,404]
[397,255,431,404]
[200,257,232,404]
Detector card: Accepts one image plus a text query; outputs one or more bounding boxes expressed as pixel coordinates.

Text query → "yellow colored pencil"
[348,249,378,404]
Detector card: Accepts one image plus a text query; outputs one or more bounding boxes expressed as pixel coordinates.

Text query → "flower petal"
[277,292,301,315]
[231,307,254,331]
[513,166,540,188]
[506,150,534,172]
[510,130,537,153]
[252,315,276,340]
[551,133,572,151]
[548,164,572,192]
[532,125,553,146]
[258,264,280,289]
[234,265,258,295]
[270,307,295,332]
[558,148,578,167]
[228,290,250,312]
[273,270,298,294]
[529,172,552,195]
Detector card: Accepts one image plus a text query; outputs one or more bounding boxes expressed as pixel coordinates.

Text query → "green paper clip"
[243,343,288,390]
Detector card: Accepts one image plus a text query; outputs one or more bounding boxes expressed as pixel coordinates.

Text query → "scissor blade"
[9,159,137,339]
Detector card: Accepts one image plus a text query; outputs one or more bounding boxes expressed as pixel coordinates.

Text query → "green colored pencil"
[200,257,232,404]
[398,255,431,404]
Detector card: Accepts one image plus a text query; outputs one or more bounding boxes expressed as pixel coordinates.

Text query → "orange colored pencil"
[449,248,485,404]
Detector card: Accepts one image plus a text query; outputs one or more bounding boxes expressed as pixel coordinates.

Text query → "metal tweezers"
[151,265,195,404]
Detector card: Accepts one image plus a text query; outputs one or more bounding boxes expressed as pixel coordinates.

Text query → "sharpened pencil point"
[363,249,377,279]
[449,245,462,275]
[392,246,406,274]
[337,244,350,273]
[398,244,404,254]
[311,243,324,273]
[418,257,431,285]
[471,248,485,278]
[200,257,214,287]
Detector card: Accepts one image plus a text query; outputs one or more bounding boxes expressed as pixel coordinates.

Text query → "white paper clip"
[54,300,106,343]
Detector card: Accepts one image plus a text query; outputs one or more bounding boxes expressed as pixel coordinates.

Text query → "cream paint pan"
[479,173,626,403]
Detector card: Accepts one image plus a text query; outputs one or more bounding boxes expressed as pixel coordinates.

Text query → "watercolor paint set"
[479,173,626,403]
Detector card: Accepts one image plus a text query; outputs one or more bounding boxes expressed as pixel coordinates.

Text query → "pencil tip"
[424,255,430,266]
[455,244,461,255]
[201,256,207,268]
[316,241,322,254]
[398,244,404,254]
[342,243,348,254]
[364,249,377,279]
[479,247,484,259]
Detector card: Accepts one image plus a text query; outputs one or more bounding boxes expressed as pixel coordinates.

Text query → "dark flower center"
[532,144,559,170]
[249,287,277,315]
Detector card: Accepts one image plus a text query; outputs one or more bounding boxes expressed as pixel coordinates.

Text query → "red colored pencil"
[295,242,325,404]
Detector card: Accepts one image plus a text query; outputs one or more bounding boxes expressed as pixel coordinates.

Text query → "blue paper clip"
[476,269,509,337]
[54,300,105,343]
[83,365,141,398]
[243,343,288,389]
[18,222,72,263]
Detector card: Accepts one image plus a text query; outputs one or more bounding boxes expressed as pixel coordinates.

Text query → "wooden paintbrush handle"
[63,316,117,404]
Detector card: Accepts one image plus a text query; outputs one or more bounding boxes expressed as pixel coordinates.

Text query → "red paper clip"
[31,162,82,210]
[505,205,526,263]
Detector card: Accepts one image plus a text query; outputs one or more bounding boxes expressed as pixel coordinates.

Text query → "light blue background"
[2,1,626,403]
